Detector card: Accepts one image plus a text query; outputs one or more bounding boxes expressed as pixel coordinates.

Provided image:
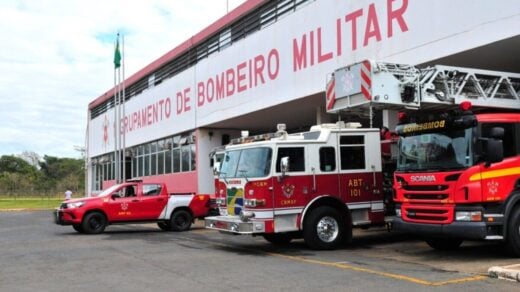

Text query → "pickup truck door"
[105,184,141,221]
[138,184,168,220]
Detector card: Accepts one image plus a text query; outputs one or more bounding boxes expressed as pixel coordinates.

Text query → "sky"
[0,0,245,159]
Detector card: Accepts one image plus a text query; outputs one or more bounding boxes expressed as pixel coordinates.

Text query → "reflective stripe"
[469,167,520,182]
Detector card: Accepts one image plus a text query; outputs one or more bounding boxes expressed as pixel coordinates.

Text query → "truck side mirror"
[485,138,503,166]
[280,156,290,178]
[213,162,221,176]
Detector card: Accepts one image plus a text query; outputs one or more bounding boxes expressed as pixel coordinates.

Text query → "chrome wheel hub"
[316,216,339,243]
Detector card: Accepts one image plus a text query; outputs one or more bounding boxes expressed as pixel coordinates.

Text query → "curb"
[488,264,520,282]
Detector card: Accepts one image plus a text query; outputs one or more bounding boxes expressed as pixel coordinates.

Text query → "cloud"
[0,0,245,158]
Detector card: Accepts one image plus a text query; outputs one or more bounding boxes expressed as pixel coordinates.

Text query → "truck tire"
[506,206,520,257]
[72,224,84,233]
[263,233,293,245]
[425,238,463,251]
[170,209,192,231]
[157,221,171,231]
[81,211,107,234]
[303,206,345,250]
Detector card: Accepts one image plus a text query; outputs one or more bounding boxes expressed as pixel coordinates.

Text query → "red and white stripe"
[360,60,372,100]
[326,78,336,111]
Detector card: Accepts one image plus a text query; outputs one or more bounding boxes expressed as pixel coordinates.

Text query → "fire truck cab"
[205,123,392,250]
[393,111,520,253]
[326,59,520,255]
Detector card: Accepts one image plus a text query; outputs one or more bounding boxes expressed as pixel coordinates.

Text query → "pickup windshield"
[97,184,122,197]
[397,128,473,171]
[220,147,272,179]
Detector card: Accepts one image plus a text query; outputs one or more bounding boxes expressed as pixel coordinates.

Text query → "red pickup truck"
[54,180,215,234]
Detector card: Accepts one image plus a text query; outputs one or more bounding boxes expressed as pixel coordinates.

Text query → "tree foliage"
[0,154,84,197]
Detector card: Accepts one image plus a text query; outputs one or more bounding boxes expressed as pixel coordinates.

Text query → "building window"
[93,131,197,190]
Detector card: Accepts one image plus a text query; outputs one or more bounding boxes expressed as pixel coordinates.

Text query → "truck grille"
[401,183,450,204]
[404,193,448,201]
[402,185,448,191]
[403,206,452,223]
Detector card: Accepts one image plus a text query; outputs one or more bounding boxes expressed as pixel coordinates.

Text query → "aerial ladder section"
[326,60,520,117]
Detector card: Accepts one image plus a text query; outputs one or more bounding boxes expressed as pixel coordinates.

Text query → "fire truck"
[204,122,393,250]
[326,60,520,255]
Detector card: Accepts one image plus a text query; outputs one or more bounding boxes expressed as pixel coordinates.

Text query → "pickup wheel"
[72,224,84,233]
[263,233,293,246]
[506,206,520,257]
[157,221,171,231]
[81,211,107,234]
[425,238,463,251]
[303,206,345,250]
[170,210,192,231]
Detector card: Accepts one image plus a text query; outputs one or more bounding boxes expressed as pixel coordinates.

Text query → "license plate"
[219,208,228,216]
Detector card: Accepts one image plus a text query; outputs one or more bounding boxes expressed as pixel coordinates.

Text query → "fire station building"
[86,0,520,195]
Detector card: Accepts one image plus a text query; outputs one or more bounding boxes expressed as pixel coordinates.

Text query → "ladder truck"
[327,60,520,255]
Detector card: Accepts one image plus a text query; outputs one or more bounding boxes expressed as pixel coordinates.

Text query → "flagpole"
[116,62,121,183]
[122,34,126,182]
[113,37,118,184]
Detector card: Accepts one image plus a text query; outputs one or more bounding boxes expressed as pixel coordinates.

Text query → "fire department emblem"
[487,180,499,195]
[282,184,295,198]
[102,115,110,148]
[341,71,355,93]
[121,202,129,211]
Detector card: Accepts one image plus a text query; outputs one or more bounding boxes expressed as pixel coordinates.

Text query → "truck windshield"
[220,147,272,179]
[397,128,473,171]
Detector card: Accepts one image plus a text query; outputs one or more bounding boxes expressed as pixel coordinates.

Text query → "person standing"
[65,190,72,200]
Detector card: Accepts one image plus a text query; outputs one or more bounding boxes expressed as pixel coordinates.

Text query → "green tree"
[0,155,39,195]
[0,155,38,175]
[39,155,84,194]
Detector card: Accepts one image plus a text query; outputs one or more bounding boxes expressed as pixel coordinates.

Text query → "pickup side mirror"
[111,194,120,200]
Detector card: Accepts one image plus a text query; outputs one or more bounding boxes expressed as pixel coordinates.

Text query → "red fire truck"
[205,123,394,250]
[326,60,520,255]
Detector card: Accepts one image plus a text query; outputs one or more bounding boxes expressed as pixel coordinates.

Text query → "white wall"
[88,0,520,157]
[197,128,241,195]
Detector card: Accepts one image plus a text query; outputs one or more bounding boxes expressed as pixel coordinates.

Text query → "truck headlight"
[455,211,482,222]
[216,198,225,205]
[66,201,85,209]
[244,199,265,208]
[395,208,401,217]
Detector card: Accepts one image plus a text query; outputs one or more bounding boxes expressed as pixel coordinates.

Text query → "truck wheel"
[303,206,345,250]
[170,210,192,231]
[506,207,520,257]
[157,221,172,231]
[72,224,84,233]
[425,238,463,251]
[263,233,292,246]
[81,212,107,234]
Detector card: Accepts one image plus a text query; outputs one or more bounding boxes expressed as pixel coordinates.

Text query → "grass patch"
[0,197,65,210]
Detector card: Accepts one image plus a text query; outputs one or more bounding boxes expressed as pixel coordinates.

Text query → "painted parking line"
[267,252,486,286]
[180,234,486,286]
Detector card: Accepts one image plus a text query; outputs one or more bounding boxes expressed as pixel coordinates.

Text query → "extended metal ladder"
[326,60,520,114]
